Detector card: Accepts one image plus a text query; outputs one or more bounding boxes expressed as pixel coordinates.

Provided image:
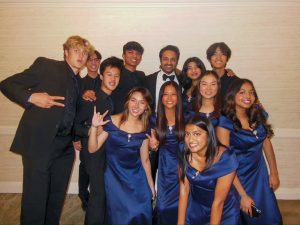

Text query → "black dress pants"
[78,148,90,207]
[84,143,106,225]
[21,136,75,225]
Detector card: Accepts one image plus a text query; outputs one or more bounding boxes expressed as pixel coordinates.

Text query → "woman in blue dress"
[185,70,221,127]
[178,115,240,225]
[181,57,206,112]
[217,78,282,224]
[89,87,155,225]
[148,81,185,225]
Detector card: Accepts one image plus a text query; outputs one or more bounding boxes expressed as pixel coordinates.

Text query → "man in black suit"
[145,45,182,112]
[0,35,94,225]
[73,56,123,225]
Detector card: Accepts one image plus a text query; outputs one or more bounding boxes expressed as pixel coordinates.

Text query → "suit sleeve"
[0,57,44,109]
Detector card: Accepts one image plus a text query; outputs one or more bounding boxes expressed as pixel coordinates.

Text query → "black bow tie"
[163,74,175,81]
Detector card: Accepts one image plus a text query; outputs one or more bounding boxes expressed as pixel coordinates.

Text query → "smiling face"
[86,52,101,76]
[210,47,228,70]
[199,73,219,100]
[123,49,142,70]
[162,85,178,110]
[187,61,202,81]
[160,50,178,74]
[127,91,148,118]
[65,47,89,74]
[185,124,208,154]
[100,66,120,95]
[235,82,256,110]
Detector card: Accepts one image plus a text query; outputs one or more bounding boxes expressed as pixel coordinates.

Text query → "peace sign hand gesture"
[146,129,159,151]
[91,106,110,128]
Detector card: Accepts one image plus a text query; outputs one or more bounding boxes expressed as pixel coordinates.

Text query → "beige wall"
[0,0,299,199]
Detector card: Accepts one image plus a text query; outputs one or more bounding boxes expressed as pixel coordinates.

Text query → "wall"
[0,0,300,199]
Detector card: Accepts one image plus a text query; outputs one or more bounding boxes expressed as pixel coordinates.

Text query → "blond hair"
[63,35,94,58]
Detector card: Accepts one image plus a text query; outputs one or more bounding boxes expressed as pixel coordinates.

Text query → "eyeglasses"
[88,58,100,63]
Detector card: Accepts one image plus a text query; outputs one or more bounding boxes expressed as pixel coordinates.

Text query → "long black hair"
[222,78,274,137]
[156,81,185,144]
[179,115,221,181]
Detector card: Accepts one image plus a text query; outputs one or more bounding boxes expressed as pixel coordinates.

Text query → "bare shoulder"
[214,146,227,163]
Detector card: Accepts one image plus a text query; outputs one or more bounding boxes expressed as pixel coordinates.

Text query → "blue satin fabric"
[150,115,183,225]
[155,125,184,225]
[185,148,240,225]
[103,117,152,225]
[218,115,282,224]
[184,111,219,127]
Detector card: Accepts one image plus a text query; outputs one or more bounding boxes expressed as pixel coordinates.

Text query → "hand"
[240,194,255,217]
[269,173,280,191]
[91,106,110,128]
[150,185,156,200]
[31,92,65,108]
[226,68,236,77]
[146,129,159,151]
[73,140,82,151]
[82,90,96,102]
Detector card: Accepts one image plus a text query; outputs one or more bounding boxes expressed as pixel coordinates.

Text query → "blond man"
[0,35,94,225]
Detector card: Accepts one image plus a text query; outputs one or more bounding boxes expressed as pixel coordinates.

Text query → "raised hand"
[31,92,65,108]
[82,90,96,102]
[146,129,159,151]
[91,106,110,128]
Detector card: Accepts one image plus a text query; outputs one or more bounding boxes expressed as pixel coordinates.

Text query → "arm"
[177,168,190,225]
[140,139,156,199]
[263,138,280,191]
[210,171,236,225]
[0,57,65,109]
[217,126,254,216]
[88,107,110,153]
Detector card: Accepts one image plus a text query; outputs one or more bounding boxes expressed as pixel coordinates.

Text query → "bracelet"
[91,124,98,128]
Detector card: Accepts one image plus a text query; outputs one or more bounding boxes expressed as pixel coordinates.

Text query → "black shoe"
[81,202,88,211]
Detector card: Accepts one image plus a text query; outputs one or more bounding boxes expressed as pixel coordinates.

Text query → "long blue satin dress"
[185,147,240,225]
[154,123,183,225]
[103,117,152,225]
[218,115,282,224]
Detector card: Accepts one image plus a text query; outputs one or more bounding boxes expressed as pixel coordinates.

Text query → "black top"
[73,88,114,141]
[78,74,101,95]
[220,71,239,101]
[111,67,146,114]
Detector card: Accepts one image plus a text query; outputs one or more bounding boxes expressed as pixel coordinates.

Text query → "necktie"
[163,73,175,81]
[107,95,114,114]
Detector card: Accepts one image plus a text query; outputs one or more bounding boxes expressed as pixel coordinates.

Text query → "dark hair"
[120,87,152,131]
[88,50,102,60]
[156,81,185,144]
[99,56,123,75]
[159,45,180,61]
[222,78,274,137]
[123,41,144,55]
[179,115,220,181]
[181,57,207,91]
[193,70,221,118]
[206,42,231,61]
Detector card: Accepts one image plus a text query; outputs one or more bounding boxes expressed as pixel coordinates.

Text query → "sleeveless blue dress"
[150,116,183,225]
[185,148,240,225]
[103,117,152,225]
[218,115,282,224]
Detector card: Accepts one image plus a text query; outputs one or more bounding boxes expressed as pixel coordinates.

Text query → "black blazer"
[0,57,76,159]
[145,71,182,111]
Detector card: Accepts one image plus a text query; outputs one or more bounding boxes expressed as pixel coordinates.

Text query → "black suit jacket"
[145,71,182,111]
[0,57,76,159]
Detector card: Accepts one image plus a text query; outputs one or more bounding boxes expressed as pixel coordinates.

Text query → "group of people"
[0,35,283,225]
